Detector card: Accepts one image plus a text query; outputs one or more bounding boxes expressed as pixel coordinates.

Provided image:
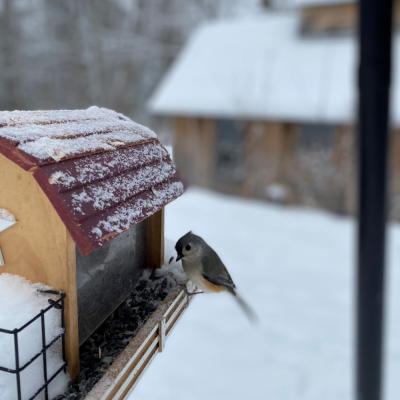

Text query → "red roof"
[0,107,184,255]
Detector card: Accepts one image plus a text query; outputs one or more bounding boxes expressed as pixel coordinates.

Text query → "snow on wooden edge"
[0,208,16,233]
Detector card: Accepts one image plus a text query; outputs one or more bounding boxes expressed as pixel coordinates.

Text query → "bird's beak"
[176,253,183,262]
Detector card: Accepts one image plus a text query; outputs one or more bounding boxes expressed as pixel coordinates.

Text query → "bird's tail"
[229,289,258,323]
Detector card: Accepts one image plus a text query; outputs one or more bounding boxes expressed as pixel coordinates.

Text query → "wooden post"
[174,117,216,188]
[174,117,198,185]
[198,119,216,187]
[390,129,400,196]
[280,123,297,185]
[243,122,296,199]
[145,209,165,269]
[333,125,356,214]
[301,3,357,34]
[65,235,80,379]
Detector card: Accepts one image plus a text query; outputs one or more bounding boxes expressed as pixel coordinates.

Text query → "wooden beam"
[197,118,216,187]
[332,125,356,214]
[65,235,80,379]
[174,117,196,184]
[174,117,216,188]
[301,3,357,34]
[243,122,296,198]
[145,209,165,269]
[390,129,400,195]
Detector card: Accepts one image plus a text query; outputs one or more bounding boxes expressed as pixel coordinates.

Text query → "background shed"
[149,9,400,216]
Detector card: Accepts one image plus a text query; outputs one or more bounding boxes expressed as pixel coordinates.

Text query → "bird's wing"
[201,248,236,290]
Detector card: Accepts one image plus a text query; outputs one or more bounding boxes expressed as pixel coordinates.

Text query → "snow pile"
[264,182,291,203]
[0,208,16,233]
[0,274,69,400]
[131,188,400,400]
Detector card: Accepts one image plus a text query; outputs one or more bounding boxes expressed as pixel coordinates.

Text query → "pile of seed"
[57,273,178,400]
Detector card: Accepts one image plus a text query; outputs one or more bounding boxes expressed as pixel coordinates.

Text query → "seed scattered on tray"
[57,272,180,400]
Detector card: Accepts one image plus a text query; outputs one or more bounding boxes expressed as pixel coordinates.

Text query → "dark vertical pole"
[13,330,21,400]
[357,1,393,400]
[61,294,67,373]
[41,311,49,400]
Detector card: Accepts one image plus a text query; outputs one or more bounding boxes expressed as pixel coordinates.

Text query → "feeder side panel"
[0,153,80,378]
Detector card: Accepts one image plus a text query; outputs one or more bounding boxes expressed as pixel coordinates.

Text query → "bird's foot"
[184,287,204,297]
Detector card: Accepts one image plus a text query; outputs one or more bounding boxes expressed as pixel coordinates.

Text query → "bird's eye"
[185,244,191,251]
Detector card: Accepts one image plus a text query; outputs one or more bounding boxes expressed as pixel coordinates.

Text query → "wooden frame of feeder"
[0,107,185,388]
[84,288,189,400]
[1,153,167,378]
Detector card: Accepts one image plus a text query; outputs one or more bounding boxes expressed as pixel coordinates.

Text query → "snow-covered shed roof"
[149,14,400,125]
[290,0,353,8]
[0,107,184,255]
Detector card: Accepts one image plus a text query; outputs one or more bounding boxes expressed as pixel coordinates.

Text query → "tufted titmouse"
[175,231,257,321]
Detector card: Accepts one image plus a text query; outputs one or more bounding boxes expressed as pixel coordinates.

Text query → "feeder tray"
[85,287,188,400]
[60,275,188,400]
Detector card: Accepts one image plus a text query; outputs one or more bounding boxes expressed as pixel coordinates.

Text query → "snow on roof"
[0,107,184,255]
[290,0,353,8]
[149,14,400,125]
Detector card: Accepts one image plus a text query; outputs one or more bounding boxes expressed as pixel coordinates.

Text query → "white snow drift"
[132,188,400,400]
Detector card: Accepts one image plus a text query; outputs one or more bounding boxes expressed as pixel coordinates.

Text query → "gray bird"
[175,231,256,321]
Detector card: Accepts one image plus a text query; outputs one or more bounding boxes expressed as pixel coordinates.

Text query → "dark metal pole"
[357,1,393,400]
[13,330,22,400]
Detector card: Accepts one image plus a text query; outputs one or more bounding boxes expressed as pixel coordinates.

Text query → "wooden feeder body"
[0,107,181,381]
[0,152,165,379]
[0,153,81,376]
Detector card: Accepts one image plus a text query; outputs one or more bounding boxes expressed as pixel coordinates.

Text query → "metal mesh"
[0,291,67,400]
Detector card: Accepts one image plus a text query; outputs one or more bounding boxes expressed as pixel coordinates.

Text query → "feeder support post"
[146,209,165,269]
[356,1,393,400]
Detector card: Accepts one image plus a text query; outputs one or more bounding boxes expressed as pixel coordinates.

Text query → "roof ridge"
[0,107,123,127]
[1,118,155,144]
[19,137,157,166]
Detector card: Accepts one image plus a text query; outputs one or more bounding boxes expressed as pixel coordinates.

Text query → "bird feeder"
[0,107,186,398]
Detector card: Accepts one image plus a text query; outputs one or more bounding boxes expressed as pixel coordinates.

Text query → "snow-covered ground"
[132,188,400,400]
